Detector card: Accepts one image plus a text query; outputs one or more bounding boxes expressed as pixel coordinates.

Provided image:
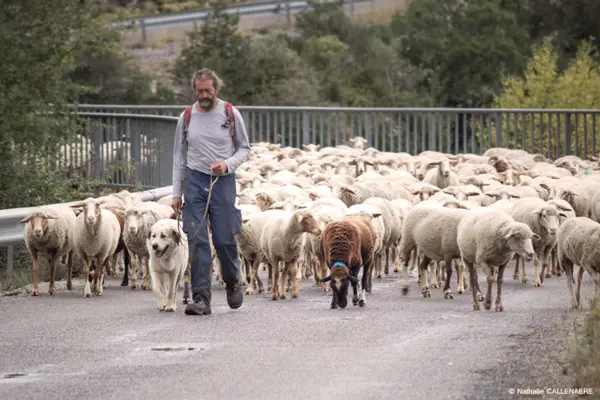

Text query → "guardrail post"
[6,245,14,284]
[140,18,147,45]
[131,119,142,183]
[302,111,309,146]
[365,112,372,147]
[93,119,104,179]
[495,113,501,148]
[564,112,571,155]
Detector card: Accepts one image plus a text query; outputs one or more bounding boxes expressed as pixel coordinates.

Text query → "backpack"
[182,101,236,149]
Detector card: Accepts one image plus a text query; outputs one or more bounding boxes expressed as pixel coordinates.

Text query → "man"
[171,68,251,316]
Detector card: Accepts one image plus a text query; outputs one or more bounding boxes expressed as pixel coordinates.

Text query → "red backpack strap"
[183,106,192,138]
[224,102,235,137]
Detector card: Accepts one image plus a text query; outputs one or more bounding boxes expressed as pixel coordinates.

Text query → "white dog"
[147,218,188,312]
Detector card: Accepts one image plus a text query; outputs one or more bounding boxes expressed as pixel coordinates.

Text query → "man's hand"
[209,161,228,175]
[171,196,182,215]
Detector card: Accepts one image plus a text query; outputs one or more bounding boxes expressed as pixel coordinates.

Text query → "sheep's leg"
[295,261,303,284]
[533,253,543,287]
[538,248,549,284]
[481,262,495,310]
[359,265,369,307]
[66,250,74,291]
[120,248,130,287]
[279,262,289,300]
[575,267,585,309]
[384,248,390,276]
[271,262,281,300]
[551,248,561,276]
[266,263,273,292]
[561,256,578,309]
[129,254,139,289]
[418,255,432,298]
[83,258,92,298]
[456,260,465,295]
[164,271,178,312]
[245,258,262,295]
[393,245,401,273]
[95,259,107,296]
[433,261,442,289]
[30,249,40,296]
[513,255,520,280]
[141,256,151,290]
[495,262,507,312]
[47,252,59,295]
[465,259,480,310]
[366,259,373,294]
[352,274,360,306]
[318,260,329,292]
[543,247,553,279]
[400,247,412,295]
[373,252,382,279]
[442,257,454,299]
[290,260,299,299]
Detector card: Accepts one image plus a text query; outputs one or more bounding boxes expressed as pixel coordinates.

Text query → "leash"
[176,171,220,288]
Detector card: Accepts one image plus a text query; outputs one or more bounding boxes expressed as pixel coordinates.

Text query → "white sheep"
[122,202,174,290]
[20,205,77,296]
[259,209,321,300]
[399,201,470,299]
[423,159,458,189]
[510,198,563,287]
[557,217,600,310]
[457,208,539,311]
[69,197,121,297]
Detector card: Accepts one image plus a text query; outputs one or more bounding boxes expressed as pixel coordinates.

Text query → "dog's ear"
[172,228,181,246]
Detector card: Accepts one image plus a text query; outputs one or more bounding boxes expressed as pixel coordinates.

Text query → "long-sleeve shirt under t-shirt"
[172,99,251,197]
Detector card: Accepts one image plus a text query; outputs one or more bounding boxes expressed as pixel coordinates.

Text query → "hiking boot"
[226,282,243,309]
[185,291,211,315]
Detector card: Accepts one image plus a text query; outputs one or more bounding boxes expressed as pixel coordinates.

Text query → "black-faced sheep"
[318,212,378,309]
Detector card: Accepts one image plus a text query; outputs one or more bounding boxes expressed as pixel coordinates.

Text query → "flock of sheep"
[18,135,600,312]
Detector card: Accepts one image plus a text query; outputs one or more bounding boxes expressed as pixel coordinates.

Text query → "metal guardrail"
[118,0,369,29]
[0,185,174,285]
[4,104,600,286]
[77,105,600,160]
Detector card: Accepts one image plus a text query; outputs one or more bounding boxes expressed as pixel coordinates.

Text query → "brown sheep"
[318,212,379,309]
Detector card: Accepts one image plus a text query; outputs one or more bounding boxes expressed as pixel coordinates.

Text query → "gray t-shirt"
[172,99,251,197]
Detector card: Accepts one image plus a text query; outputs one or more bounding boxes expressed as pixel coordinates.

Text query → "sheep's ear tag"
[584,169,589,175]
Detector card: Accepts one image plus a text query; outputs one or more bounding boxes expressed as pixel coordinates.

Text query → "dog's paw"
[164,307,175,312]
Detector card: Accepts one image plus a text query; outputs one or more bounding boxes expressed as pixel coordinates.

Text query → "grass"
[571,296,600,398]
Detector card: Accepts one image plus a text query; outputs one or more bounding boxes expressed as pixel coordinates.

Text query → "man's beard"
[198,96,215,110]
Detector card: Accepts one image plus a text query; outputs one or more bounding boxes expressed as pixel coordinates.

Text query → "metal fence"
[3,105,600,287]
[76,105,600,161]
[0,186,173,287]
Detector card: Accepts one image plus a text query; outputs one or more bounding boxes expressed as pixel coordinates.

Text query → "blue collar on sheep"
[330,261,348,269]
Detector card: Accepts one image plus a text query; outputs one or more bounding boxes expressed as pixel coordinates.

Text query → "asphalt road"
[0,263,594,400]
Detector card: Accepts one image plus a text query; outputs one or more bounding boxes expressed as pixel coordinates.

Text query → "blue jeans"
[182,168,242,297]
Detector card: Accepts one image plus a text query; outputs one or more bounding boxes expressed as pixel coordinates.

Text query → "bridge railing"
[3,105,600,288]
[76,105,600,161]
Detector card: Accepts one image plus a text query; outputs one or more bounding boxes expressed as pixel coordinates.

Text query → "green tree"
[170,0,251,103]
[0,0,141,208]
[301,35,349,103]
[294,0,353,42]
[245,35,321,106]
[494,36,600,156]
[392,0,531,107]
